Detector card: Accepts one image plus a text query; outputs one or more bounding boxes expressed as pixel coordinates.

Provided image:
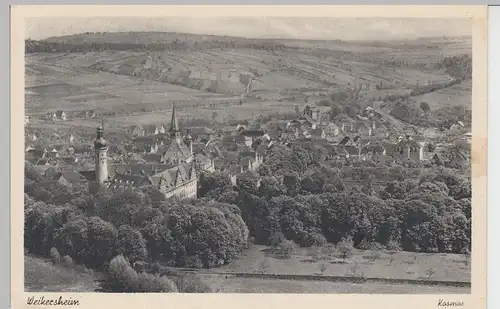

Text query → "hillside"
[24,32,472,129]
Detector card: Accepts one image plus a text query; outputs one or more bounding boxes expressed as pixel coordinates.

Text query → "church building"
[81,105,198,200]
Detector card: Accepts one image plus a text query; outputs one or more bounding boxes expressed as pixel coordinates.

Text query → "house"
[57,171,89,189]
[311,127,326,139]
[143,124,166,136]
[344,145,361,159]
[129,125,146,137]
[323,122,340,137]
[393,138,424,162]
[85,110,96,118]
[55,110,67,121]
[235,170,262,188]
[355,121,372,136]
[338,136,357,147]
[68,144,93,156]
[374,123,389,138]
[303,105,322,121]
[360,143,387,160]
[239,151,264,172]
[449,121,465,132]
[194,154,215,173]
[463,132,472,144]
[336,118,356,133]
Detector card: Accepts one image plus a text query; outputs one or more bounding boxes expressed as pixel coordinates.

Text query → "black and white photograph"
[14,6,487,299]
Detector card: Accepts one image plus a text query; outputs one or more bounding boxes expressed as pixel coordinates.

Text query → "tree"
[425,267,436,279]
[50,247,61,265]
[85,216,118,269]
[103,255,178,292]
[337,237,354,263]
[420,102,431,113]
[198,172,233,201]
[116,225,148,264]
[318,263,327,275]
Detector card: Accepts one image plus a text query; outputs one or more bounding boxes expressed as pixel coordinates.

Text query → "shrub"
[337,237,354,263]
[62,255,73,266]
[185,256,204,269]
[364,251,382,262]
[134,272,178,292]
[49,247,61,265]
[175,275,212,293]
[269,232,285,252]
[386,240,402,252]
[259,258,270,273]
[277,240,296,259]
[425,267,436,279]
[104,255,178,293]
[318,263,327,274]
[349,261,360,276]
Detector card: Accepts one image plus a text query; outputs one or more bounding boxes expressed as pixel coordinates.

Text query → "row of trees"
[25,39,287,54]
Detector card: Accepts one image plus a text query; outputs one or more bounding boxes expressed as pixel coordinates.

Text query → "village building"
[80,105,198,200]
[50,110,67,121]
[392,137,424,162]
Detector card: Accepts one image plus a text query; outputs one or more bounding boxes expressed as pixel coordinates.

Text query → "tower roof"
[94,119,107,149]
[170,103,179,133]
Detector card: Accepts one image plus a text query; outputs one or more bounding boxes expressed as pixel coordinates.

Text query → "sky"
[25,17,472,41]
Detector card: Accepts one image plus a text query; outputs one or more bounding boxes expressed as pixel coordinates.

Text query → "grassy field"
[206,245,471,283]
[410,79,472,109]
[24,255,100,292]
[201,274,470,294]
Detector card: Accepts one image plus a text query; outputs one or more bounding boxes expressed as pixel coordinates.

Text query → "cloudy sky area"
[25,17,472,41]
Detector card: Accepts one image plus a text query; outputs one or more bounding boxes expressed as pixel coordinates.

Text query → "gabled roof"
[150,163,195,189]
[59,171,87,185]
[396,139,421,148]
[142,153,162,163]
[240,129,265,137]
[344,145,360,156]
[338,136,352,146]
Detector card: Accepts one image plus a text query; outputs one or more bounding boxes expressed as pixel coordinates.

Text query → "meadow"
[202,275,471,294]
[24,255,101,292]
[205,245,471,283]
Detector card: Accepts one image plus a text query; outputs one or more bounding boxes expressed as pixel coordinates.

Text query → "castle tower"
[94,120,108,184]
[170,103,181,141]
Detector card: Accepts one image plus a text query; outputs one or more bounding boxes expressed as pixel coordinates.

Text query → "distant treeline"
[25,39,287,54]
[438,54,472,79]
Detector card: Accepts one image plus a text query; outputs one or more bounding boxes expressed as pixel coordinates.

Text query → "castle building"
[81,107,198,200]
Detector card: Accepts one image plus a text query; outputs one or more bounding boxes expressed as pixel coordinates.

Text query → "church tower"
[170,103,181,141]
[185,128,193,155]
[94,119,108,184]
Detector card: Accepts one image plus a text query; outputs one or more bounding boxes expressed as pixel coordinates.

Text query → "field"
[24,255,101,292]
[205,245,470,283]
[201,275,470,294]
[25,250,470,294]
[25,34,471,131]
[410,79,472,109]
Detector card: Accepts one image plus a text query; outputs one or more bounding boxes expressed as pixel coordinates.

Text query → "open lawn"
[24,255,101,292]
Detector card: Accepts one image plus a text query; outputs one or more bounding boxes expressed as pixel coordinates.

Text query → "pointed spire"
[170,103,180,133]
